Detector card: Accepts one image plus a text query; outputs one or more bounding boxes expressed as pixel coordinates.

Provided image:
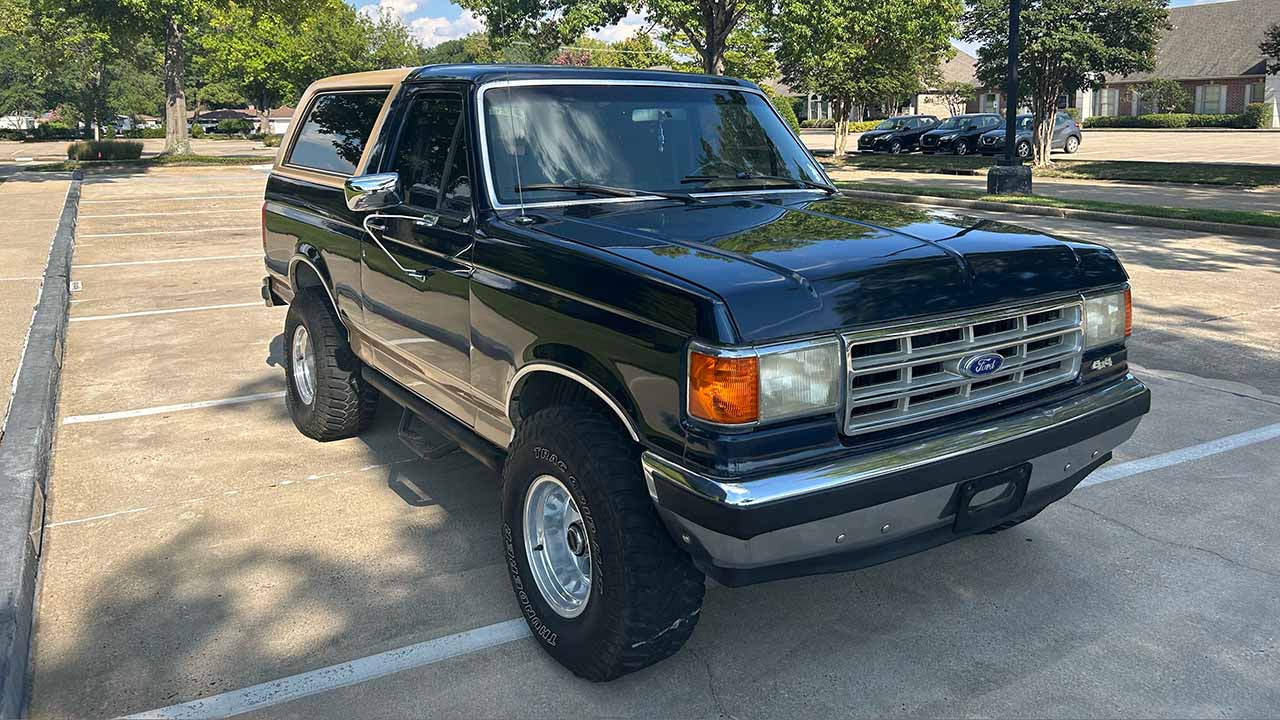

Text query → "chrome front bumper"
[642,375,1150,586]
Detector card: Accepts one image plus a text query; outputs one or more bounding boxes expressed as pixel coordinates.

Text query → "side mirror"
[344,172,401,212]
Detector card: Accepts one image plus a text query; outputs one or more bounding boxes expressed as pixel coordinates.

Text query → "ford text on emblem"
[961,353,1004,377]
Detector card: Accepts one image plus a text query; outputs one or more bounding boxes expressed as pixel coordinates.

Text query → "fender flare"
[506,362,641,443]
[288,253,345,327]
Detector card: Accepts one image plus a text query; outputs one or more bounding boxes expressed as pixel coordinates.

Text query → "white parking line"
[122,620,531,719]
[80,194,262,204]
[80,208,260,219]
[62,391,285,425]
[1080,420,1280,488]
[73,254,260,268]
[80,226,259,238]
[70,302,262,323]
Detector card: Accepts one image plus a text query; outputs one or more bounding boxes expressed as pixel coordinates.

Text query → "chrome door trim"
[506,363,641,443]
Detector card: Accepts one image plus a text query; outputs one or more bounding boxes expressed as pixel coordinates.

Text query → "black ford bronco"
[261,65,1150,680]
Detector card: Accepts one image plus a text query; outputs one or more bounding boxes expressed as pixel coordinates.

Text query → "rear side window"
[287,91,388,175]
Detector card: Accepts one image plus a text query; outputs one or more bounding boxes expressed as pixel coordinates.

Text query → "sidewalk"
[0,173,70,430]
[825,168,1280,214]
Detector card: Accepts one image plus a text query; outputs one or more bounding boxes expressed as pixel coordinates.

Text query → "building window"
[1092,89,1119,117]
[979,93,1000,113]
[1245,83,1266,106]
[1195,84,1226,114]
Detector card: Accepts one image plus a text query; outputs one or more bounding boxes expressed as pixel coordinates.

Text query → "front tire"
[1064,135,1081,153]
[501,406,705,681]
[889,140,903,154]
[955,140,970,156]
[284,289,378,441]
[1016,140,1032,159]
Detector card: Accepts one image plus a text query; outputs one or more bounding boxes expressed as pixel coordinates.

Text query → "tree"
[456,0,628,61]
[422,32,498,64]
[663,5,775,82]
[550,32,672,68]
[773,0,960,155]
[1135,78,1191,114]
[964,0,1167,166]
[1262,23,1279,75]
[645,0,768,75]
[937,79,975,116]
[198,3,303,134]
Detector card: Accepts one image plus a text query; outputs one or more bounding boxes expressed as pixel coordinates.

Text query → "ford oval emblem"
[961,353,1004,377]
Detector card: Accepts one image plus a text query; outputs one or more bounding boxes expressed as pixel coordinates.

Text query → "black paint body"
[263,66,1133,480]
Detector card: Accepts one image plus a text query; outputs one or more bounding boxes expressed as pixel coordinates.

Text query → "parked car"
[262,66,1149,682]
[919,113,1002,155]
[979,112,1083,158]
[856,115,939,153]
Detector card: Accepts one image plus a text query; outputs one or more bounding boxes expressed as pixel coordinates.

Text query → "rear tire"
[501,406,705,681]
[955,141,970,156]
[284,289,378,441]
[1016,140,1032,159]
[1064,135,1080,153]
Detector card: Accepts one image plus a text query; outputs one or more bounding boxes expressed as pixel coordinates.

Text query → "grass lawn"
[25,154,270,172]
[825,154,1280,188]
[837,181,1280,231]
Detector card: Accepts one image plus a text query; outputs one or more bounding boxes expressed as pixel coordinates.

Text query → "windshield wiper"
[514,180,701,204]
[680,172,838,195]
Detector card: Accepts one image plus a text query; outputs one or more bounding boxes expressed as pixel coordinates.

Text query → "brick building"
[1079,0,1278,125]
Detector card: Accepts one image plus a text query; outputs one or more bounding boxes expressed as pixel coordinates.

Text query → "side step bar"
[361,366,507,472]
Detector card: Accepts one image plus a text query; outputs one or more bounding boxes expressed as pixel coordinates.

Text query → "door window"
[287,92,388,175]
[392,93,472,215]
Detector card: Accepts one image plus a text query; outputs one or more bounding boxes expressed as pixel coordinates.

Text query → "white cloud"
[358,0,419,21]
[589,11,650,44]
[410,9,485,47]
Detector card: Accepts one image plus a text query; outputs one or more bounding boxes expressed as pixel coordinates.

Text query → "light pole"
[987,0,1033,194]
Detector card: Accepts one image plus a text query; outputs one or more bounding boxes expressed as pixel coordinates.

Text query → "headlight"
[1083,288,1132,349]
[688,339,841,426]
[940,133,957,141]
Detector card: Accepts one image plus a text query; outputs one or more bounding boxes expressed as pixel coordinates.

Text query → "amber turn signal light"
[688,351,759,425]
[1124,288,1132,337]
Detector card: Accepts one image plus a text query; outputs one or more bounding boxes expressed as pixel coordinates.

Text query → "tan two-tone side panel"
[273,67,414,189]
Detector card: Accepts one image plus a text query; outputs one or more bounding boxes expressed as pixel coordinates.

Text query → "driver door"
[360,90,476,426]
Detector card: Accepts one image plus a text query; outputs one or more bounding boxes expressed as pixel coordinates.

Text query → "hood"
[525,195,1127,343]
[858,128,898,141]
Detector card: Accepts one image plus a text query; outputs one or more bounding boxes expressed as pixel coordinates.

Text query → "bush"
[190,123,205,138]
[1243,102,1270,129]
[261,133,283,147]
[33,122,77,140]
[66,140,144,161]
[847,120,880,133]
[1084,112,1254,129]
[125,127,166,139]
[0,129,27,141]
[1063,107,1081,122]
[761,87,801,133]
[214,118,253,134]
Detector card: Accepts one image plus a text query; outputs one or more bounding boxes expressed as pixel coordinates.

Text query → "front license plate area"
[953,464,1030,533]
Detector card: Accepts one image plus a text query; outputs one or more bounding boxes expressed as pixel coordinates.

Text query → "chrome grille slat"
[842,299,1084,434]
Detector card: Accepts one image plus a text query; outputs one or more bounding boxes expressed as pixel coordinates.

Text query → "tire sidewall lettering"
[504,522,559,647]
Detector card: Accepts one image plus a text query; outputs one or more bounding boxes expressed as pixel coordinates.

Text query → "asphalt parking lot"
[800,128,1280,165]
[22,166,1280,718]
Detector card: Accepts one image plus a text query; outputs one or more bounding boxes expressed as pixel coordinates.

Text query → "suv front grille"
[841,299,1084,435]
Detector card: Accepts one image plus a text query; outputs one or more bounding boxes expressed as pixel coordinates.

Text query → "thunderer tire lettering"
[532,446,604,591]
[504,523,558,646]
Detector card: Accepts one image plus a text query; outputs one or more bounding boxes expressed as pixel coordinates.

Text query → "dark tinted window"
[393,93,471,214]
[288,92,387,175]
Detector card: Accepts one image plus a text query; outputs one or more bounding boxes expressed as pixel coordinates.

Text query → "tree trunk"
[833,97,851,156]
[1031,84,1058,167]
[163,17,191,155]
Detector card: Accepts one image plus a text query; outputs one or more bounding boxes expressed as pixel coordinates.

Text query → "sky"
[353,0,1243,51]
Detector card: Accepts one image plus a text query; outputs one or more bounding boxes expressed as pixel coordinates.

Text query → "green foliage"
[1083,112,1260,129]
[964,0,1167,164]
[125,126,166,138]
[260,132,282,147]
[1243,103,1269,129]
[773,0,960,153]
[33,121,76,139]
[67,139,143,159]
[550,32,672,68]
[798,118,879,132]
[1262,23,1279,75]
[456,0,628,59]
[1135,79,1192,113]
[190,121,204,138]
[761,86,799,133]
[1064,107,1081,122]
[936,79,975,116]
[422,32,498,64]
[213,117,252,133]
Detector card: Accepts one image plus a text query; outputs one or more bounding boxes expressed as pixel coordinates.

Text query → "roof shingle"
[1113,0,1274,82]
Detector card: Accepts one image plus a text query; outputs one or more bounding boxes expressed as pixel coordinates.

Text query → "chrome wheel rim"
[291,325,317,405]
[1017,142,1031,158]
[956,142,968,155]
[524,475,591,618]
[1066,137,1079,152]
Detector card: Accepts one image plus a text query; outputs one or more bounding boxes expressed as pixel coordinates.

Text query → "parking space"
[25,167,1280,718]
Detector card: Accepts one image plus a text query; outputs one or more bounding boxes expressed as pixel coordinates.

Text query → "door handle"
[367,219,388,232]
[414,214,438,229]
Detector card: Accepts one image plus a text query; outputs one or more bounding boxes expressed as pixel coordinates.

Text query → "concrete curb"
[0,171,80,720]
[839,188,1280,240]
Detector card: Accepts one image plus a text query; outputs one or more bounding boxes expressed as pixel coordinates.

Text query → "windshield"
[1017,116,1033,130]
[935,116,970,130]
[482,84,826,206]
[874,118,906,130]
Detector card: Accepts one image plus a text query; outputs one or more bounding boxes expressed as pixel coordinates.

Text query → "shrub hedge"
[66,140,144,161]
[214,118,254,134]
[1085,107,1270,129]
[799,118,881,132]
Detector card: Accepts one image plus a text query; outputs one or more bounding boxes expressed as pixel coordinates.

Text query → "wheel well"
[511,371,637,443]
[292,260,325,294]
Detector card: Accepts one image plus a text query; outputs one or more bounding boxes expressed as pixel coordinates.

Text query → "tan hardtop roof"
[307,67,414,90]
